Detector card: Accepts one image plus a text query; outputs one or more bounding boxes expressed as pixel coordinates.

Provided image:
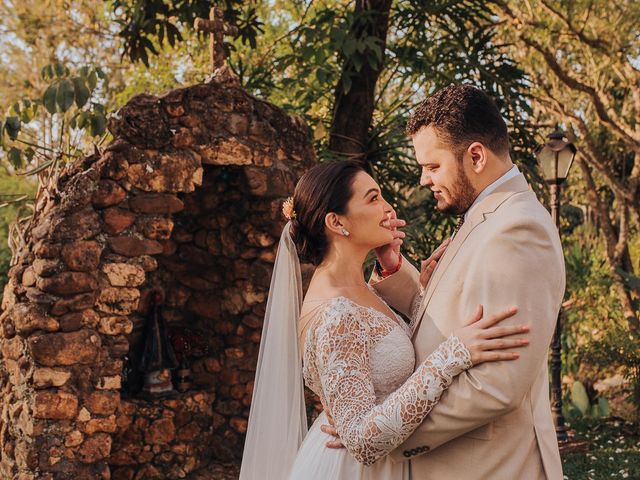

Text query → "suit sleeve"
[390,219,565,460]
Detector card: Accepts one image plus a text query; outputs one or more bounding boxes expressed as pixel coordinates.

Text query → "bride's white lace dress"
[288,293,472,479]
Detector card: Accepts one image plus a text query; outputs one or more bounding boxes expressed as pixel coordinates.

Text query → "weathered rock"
[29,330,101,366]
[2,336,24,360]
[78,407,91,422]
[228,113,248,136]
[84,392,120,415]
[102,207,136,234]
[129,194,184,214]
[244,167,295,198]
[58,309,99,332]
[199,137,252,166]
[32,258,63,277]
[77,433,112,463]
[96,288,140,315]
[33,391,78,420]
[131,255,158,272]
[10,303,59,335]
[106,335,129,357]
[203,357,222,373]
[102,263,145,287]
[135,215,174,240]
[23,287,58,306]
[98,316,133,336]
[128,150,203,193]
[97,152,129,180]
[186,292,221,319]
[84,415,117,434]
[51,292,97,315]
[65,430,84,447]
[91,180,126,208]
[95,375,121,391]
[21,267,37,287]
[108,236,163,257]
[61,241,103,271]
[33,241,61,259]
[37,272,98,296]
[49,208,101,242]
[108,93,171,149]
[230,417,248,434]
[133,463,163,479]
[145,418,176,445]
[33,368,71,388]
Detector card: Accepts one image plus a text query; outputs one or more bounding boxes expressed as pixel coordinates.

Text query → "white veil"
[239,221,308,479]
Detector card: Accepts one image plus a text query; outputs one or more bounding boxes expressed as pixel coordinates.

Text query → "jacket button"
[403,451,411,458]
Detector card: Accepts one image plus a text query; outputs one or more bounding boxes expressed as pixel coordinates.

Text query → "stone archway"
[0,72,315,479]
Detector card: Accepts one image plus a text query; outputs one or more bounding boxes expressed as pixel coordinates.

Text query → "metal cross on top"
[194,7,238,72]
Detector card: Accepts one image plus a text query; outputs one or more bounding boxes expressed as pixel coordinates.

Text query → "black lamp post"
[536,130,577,443]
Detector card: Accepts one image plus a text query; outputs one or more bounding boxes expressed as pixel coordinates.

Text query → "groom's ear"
[467,142,488,173]
[324,212,344,236]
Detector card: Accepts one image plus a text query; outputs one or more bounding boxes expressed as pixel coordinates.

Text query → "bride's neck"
[314,243,368,287]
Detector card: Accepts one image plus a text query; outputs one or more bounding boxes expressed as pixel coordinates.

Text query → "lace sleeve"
[315,309,472,466]
[408,289,424,332]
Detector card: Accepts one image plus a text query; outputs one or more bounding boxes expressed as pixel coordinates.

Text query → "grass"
[562,418,640,479]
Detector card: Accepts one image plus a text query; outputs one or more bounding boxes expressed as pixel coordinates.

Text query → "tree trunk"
[329,0,392,162]
[577,157,640,333]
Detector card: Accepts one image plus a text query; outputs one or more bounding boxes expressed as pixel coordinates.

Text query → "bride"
[239,161,530,479]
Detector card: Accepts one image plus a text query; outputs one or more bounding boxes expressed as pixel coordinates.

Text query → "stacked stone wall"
[0,75,315,479]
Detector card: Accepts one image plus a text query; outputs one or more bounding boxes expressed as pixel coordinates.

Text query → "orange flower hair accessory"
[282,196,296,220]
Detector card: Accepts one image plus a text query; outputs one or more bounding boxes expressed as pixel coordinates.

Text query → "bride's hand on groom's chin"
[376,212,407,270]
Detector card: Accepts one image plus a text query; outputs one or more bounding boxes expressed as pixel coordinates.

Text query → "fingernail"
[513,353,520,358]
[521,339,529,345]
[521,326,529,331]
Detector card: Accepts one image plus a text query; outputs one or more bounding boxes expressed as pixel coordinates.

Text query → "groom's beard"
[439,163,477,216]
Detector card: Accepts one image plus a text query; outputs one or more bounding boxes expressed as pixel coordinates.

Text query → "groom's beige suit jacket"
[372,174,564,479]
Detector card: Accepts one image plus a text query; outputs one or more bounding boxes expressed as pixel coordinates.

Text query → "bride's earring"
[341,227,350,237]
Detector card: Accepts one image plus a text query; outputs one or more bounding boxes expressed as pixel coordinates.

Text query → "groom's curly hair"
[290,161,364,266]
[406,84,509,157]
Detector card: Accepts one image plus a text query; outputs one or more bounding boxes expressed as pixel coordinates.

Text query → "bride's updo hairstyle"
[289,161,365,266]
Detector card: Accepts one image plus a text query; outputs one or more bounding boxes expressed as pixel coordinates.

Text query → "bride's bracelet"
[374,254,402,278]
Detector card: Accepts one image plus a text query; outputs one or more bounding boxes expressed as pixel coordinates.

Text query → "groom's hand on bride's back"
[376,209,407,270]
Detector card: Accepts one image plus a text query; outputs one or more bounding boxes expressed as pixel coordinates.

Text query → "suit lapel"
[412,173,531,338]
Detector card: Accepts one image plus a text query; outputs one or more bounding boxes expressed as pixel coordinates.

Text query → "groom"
[326,85,565,479]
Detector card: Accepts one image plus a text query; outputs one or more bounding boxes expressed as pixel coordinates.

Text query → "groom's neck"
[472,156,514,195]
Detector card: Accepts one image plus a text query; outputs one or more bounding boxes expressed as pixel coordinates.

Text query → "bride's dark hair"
[289,161,365,266]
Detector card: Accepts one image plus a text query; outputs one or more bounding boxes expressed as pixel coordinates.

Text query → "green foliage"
[566,380,611,419]
[562,223,640,415]
[223,0,539,260]
[571,380,591,416]
[0,169,36,295]
[112,0,264,66]
[0,62,109,173]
